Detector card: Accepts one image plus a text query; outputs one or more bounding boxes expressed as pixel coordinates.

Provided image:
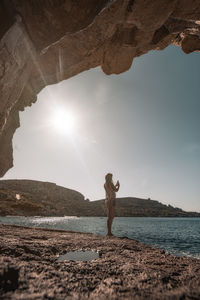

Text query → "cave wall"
[0,0,200,177]
[0,15,36,175]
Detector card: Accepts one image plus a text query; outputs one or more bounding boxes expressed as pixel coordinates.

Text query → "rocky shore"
[0,224,200,300]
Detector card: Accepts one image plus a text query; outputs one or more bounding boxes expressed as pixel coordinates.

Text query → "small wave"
[178,251,200,259]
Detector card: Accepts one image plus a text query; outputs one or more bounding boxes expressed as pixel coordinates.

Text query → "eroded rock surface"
[0,224,200,299]
[0,0,200,176]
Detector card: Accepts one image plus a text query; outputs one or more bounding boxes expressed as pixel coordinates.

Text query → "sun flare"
[51,108,77,135]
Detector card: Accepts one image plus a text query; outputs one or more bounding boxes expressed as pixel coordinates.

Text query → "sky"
[2,45,200,212]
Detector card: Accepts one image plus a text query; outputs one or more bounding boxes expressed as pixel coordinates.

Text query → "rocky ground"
[0,224,200,300]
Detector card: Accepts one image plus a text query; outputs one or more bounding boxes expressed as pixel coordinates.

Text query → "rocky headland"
[0,179,199,217]
[0,223,200,299]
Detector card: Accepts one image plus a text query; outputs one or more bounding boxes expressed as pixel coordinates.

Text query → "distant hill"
[0,180,89,216]
[0,179,199,217]
[93,198,200,217]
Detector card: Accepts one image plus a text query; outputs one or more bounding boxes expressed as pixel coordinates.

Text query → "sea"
[0,216,200,259]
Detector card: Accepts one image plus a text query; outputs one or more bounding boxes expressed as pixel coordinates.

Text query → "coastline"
[1,224,200,299]
[2,215,200,217]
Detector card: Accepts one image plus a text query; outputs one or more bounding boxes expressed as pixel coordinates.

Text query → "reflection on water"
[0,216,200,259]
[57,251,99,261]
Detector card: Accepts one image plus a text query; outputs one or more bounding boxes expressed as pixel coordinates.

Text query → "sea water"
[0,216,200,259]
[57,251,99,262]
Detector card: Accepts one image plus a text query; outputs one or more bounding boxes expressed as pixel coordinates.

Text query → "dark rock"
[0,263,19,292]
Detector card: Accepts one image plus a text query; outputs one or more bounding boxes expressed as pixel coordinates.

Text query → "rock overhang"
[0,0,200,176]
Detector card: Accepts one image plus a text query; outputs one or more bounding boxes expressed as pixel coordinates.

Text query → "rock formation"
[0,224,200,299]
[0,0,200,176]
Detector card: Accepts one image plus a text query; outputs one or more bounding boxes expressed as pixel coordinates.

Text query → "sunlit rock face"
[0,0,200,176]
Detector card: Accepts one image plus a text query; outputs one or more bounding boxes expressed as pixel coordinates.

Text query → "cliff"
[0,179,199,217]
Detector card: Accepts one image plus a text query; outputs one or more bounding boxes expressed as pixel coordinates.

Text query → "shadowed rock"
[0,264,19,292]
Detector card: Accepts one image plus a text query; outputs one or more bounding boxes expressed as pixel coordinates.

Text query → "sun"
[51,107,77,135]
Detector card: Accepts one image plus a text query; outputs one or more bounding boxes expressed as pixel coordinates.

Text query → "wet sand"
[0,224,200,299]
